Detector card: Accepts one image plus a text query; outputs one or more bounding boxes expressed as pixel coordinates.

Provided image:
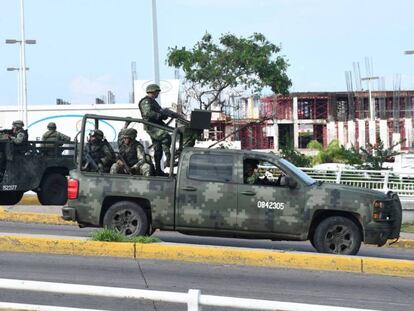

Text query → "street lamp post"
[6,67,29,121]
[5,0,36,127]
[361,76,379,121]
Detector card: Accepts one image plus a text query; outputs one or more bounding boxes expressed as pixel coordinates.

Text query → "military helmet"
[47,122,57,130]
[90,129,104,140]
[146,83,161,93]
[122,128,137,139]
[12,120,24,128]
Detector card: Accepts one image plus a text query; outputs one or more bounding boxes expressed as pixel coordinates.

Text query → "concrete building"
[212,91,414,152]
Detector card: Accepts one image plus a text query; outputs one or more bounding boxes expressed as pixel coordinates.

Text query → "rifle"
[162,108,190,125]
[115,152,132,175]
[0,129,13,141]
[82,153,101,172]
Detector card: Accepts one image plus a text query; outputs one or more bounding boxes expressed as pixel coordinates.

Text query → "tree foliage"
[167,32,291,110]
[308,139,404,170]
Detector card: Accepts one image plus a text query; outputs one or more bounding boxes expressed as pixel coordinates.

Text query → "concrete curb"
[0,235,413,278]
[0,208,75,226]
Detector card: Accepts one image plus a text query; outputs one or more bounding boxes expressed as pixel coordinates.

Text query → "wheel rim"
[110,208,140,236]
[323,224,354,254]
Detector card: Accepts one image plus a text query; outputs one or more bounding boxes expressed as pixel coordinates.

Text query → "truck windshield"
[279,158,316,186]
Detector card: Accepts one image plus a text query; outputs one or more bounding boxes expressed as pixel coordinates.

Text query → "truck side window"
[188,154,233,182]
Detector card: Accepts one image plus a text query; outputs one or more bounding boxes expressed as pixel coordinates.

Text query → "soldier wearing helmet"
[110,128,153,176]
[10,120,28,145]
[83,129,115,172]
[41,122,71,153]
[138,83,171,176]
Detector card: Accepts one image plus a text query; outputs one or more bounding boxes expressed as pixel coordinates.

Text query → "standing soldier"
[110,128,152,176]
[41,122,71,154]
[138,84,171,176]
[83,129,115,173]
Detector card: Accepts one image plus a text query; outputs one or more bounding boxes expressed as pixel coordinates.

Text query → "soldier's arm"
[11,132,25,144]
[58,132,71,142]
[140,99,163,121]
[135,143,146,166]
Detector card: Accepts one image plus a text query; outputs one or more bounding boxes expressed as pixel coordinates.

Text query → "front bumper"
[364,192,402,246]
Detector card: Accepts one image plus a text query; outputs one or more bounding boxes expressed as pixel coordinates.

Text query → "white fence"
[300,168,414,198]
[0,278,377,311]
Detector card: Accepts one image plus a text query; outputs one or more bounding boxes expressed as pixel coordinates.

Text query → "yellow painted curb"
[19,195,40,205]
[0,236,134,258]
[0,235,413,277]
[0,209,75,226]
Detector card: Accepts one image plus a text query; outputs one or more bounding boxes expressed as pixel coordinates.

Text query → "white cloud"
[68,74,130,103]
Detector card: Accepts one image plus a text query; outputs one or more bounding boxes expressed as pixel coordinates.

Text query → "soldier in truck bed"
[138,83,171,176]
[83,129,115,173]
[110,128,152,176]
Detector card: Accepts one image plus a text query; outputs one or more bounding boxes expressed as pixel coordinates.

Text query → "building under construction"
[210,91,414,152]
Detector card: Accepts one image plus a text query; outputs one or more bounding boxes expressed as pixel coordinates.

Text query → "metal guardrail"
[0,278,377,311]
[300,167,414,198]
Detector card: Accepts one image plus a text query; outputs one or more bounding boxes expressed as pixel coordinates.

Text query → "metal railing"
[300,167,414,198]
[0,278,377,311]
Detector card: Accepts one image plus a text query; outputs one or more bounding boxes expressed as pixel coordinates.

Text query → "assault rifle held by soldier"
[162,108,190,126]
[114,151,132,175]
[82,153,101,173]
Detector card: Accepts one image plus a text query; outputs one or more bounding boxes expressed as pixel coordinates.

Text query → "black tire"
[312,216,362,255]
[103,201,148,237]
[37,173,68,205]
[0,191,24,205]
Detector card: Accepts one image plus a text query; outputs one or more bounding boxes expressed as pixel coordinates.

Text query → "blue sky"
[1,0,414,105]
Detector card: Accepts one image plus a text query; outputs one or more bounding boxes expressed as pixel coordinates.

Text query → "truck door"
[176,152,238,230]
[237,158,303,234]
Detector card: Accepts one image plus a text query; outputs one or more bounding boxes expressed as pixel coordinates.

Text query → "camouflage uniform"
[138,84,171,174]
[9,120,28,146]
[84,129,115,173]
[110,128,152,176]
[41,122,71,154]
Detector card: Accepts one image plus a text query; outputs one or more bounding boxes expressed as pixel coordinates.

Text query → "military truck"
[63,114,402,255]
[0,138,75,205]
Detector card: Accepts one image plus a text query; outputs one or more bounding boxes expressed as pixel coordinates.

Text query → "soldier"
[244,160,259,185]
[83,129,115,173]
[110,128,152,176]
[138,84,171,176]
[41,122,71,154]
[9,120,28,145]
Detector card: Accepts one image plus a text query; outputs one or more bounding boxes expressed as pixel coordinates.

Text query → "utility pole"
[361,76,379,121]
[151,0,160,86]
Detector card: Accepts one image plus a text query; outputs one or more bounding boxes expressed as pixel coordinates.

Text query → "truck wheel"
[38,173,68,205]
[103,201,148,237]
[0,191,24,205]
[312,216,362,255]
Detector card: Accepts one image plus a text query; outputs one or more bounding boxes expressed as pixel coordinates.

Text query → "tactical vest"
[43,130,58,141]
[138,96,164,125]
[87,143,108,166]
[119,141,140,167]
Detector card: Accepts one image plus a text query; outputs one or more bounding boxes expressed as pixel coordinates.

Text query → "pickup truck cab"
[63,114,402,255]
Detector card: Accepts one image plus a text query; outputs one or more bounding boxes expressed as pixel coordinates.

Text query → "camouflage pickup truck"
[0,139,75,205]
[63,114,402,255]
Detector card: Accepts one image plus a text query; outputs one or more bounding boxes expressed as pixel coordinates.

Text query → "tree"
[167,32,291,110]
[359,140,403,170]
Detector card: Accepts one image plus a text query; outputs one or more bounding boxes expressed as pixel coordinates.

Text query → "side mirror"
[280,176,297,189]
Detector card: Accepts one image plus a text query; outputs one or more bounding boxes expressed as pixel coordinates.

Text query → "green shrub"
[90,228,161,243]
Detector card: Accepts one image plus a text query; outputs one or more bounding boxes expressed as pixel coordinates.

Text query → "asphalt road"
[0,252,413,311]
[0,221,413,260]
